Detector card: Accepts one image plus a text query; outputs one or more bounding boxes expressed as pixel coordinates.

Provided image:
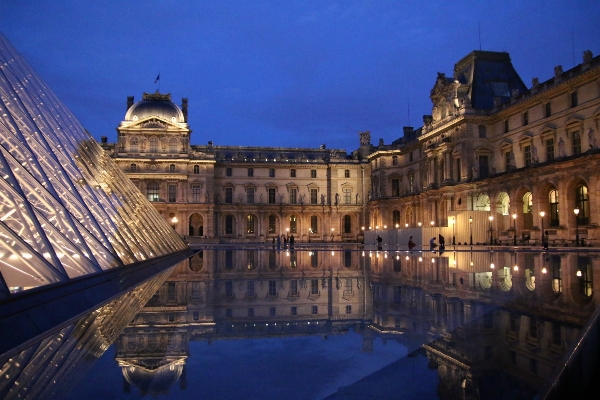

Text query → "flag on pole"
[154,73,160,84]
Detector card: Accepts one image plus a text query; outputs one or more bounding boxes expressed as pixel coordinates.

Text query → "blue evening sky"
[1,1,599,151]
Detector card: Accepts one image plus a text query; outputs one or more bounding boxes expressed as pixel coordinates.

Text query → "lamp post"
[488,215,494,245]
[170,215,178,230]
[469,216,473,245]
[451,217,455,245]
[574,208,580,246]
[308,228,312,243]
[539,211,545,243]
[331,227,334,243]
[512,213,517,246]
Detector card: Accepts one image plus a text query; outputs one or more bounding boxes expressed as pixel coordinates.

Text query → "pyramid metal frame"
[0,33,187,296]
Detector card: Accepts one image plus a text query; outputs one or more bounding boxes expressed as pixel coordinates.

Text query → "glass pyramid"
[0,33,187,294]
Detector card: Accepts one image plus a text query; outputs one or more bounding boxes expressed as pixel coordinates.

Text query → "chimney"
[127,96,134,111]
[181,98,188,122]
[100,136,108,144]
[403,126,414,137]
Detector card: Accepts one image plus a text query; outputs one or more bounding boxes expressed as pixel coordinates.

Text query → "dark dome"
[125,92,185,123]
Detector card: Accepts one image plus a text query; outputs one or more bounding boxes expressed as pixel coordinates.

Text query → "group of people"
[405,234,446,252]
[272,234,294,249]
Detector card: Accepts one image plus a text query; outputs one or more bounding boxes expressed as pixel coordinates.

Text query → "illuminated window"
[310,215,318,233]
[147,182,160,202]
[246,215,255,234]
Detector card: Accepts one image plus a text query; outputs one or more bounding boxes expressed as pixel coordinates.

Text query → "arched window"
[149,137,158,153]
[549,189,559,227]
[392,156,398,166]
[246,215,255,234]
[343,215,352,234]
[147,182,160,202]
[169,164,176,172]
[193,165,200,174]
[225,215,234,235]
[392,210,400,227]
[130,163,137,172]
[523,192,533,229]
[551,255,562,294]
[289,215,297,234]
[575,185,589,225]
[310,215,318,233]
[268,215,277,234]
[169,138,178,153]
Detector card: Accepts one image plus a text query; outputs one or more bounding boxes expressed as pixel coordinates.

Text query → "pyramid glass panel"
[0,33,187,292]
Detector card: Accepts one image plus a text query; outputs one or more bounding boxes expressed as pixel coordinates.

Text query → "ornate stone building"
[102,92,370,242]
[103,49,600,246]
[368,50,600,246]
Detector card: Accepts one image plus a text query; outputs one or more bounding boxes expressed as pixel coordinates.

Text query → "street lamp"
[450,217,455,245]
[574,208,580,246]
[418,222,422,227]
[469,216,473,245]
[512,213,517,246]
[488,215,494,245]
[539,211,545,243]
[430,221,434,227]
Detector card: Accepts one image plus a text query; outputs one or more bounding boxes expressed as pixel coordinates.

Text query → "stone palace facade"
[102,49,600,246]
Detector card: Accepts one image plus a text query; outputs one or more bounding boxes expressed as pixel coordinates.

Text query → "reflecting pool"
[3,246,599,399]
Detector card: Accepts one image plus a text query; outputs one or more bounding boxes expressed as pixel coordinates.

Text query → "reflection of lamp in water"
[488,215,494,245]
[513,252,518,271]
[450,217,455,245]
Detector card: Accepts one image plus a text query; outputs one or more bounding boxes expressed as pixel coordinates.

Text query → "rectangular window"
[130,163,137,172]
[268,215,276,234]
[246,215,255,234]
[193,311,199,321]
[269,168,275,177]
[505,151,511,171]
[392,156,398,166]
[573,130,581,155]
[479,155,490,178]
[269,307,276,316]
[168,184,177,202]
[268,280,277,297]
[225,281,233,298]
[311,251,318,268]
[310,215,318,233]
[524,145,532,167]
[225,187,233,203]
[393,256,401,272]
[248,168,253,177]
[268,188,276,203]
[226,167,232,176]
[291,306,297,316]
[345,305,352,314]
[248,308,254,317]
[545,102,551,118]
[247,187,254,204]
[311,279,318,294]
[290,280,298,296]
[311,169,316,178]
[343,188,351,204]
[409,175,414,193]
[456,159,461,181]
[392,179,400,197]
[290,215,297,233]
[290,188,297,204]
[546,138,555,161]
[290,169,296,177]
[192,185,201,202]
[529,317,538,338]
[523,111,529,126]
[344,169,350,178]
[553,322,561,346]
[571,91,578,108]
[504,119,509,133]
[312,305,318,315]
[310,188,318,204]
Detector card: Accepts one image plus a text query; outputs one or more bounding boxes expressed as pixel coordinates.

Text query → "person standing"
[542,231,549,250]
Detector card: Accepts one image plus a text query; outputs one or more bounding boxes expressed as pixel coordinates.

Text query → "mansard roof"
[454,50,527,110]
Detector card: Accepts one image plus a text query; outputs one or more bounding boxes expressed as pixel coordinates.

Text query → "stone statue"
[531,145,539,163]
[584,50,593,63]
[554,65,563,78]
[588,128,596,149]
[472,164,478,179]
[558,137,566,157]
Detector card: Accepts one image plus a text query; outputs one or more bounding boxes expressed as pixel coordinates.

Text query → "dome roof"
[125,92,185,123]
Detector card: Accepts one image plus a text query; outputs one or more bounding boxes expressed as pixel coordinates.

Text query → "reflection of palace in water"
[116,248,598,398]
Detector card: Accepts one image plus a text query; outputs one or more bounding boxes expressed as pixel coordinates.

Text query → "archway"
[189,213,203,237]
